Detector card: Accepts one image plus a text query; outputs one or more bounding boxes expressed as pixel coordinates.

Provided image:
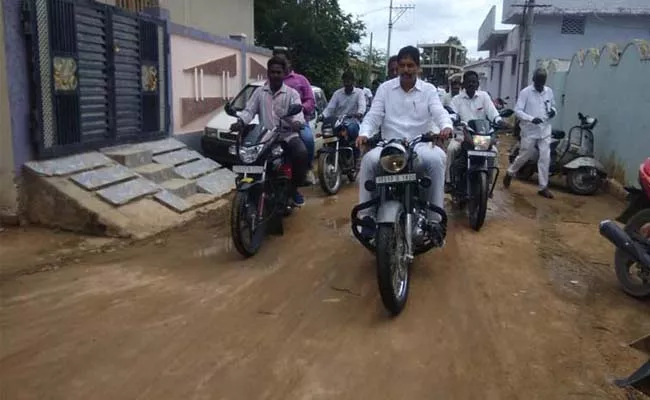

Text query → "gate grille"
[25,0,169,159]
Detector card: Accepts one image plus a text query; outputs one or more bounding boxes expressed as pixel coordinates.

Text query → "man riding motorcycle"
[355,45,453,239]
[229,56,308,206]
[445,70,508,193]
[322,70,367,159]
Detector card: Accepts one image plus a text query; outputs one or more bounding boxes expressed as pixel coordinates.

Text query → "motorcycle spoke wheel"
[318,152,342,195]
[376,215,410,316]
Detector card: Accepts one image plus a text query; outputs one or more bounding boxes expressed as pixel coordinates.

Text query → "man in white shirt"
[503,68,557,199]
[445,70,507,192]
[358,80,373,113]
[441,77,461,108]
[355,46,453,237]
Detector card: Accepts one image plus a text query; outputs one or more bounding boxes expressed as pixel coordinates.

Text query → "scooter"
[508,112,607,195]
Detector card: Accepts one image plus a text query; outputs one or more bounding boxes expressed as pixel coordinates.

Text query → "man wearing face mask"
[503,68,557,199]
[445,70,508,193]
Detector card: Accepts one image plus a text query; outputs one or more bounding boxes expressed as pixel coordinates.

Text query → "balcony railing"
[116,0,159,13]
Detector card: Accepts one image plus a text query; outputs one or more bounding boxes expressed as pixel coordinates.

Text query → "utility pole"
[368,32,373,82]
[512,0,550,92]
[385,1,415,73]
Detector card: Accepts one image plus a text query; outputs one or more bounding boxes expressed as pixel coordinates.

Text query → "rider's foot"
[538,187,554,199]
[306,170,316,185]
[503,173,512,189]
[360,216,376,240]
[292,191,305,207]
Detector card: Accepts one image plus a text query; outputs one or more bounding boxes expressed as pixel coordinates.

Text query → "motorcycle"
[599,158,650,298]
[351,133,448,316]
[226,103,304,257]
[508,112,607,195]
[315,115,360,195]
[447,108,515,231]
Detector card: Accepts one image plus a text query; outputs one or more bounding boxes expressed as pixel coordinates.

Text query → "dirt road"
[1,153,649,399]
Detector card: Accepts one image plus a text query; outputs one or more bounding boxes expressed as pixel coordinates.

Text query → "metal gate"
[24,0,169,159]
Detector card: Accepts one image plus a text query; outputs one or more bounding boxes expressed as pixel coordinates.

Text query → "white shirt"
[360,78,452,140]
[322,87,366,119]
[450,90,501,124]
[515,85,557,139]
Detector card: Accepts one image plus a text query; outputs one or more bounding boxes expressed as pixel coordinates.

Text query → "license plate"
[467,150,496,157]
[376,173,417,184]
[322,136,338,144]
[232,165,264,174]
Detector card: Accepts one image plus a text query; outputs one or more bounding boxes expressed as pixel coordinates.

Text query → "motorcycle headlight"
[472,135,491,151]
[239,144,264,164]
[379,145,407,173]
[322,127,334,137]
[271,146,283,156]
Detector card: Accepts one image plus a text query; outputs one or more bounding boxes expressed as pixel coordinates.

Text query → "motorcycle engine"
[412,210,428,247]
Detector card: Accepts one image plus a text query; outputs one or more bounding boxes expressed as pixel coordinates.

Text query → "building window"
[561,16,586,35]
[511,55,517,75]
[116,0,159,13]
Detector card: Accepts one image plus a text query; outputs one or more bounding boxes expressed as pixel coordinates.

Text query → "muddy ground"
[1,147,649,400]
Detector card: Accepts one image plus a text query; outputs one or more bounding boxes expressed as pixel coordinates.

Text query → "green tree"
[348,45,387,85]
[445,36,463,46]
[254,0,366,96]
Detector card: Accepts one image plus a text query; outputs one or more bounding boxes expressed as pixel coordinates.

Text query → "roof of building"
[502,0,650,24]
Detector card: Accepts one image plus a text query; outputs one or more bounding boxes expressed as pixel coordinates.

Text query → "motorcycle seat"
[552,130,565,139]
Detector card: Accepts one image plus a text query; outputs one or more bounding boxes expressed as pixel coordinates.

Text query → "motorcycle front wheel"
[230,191,266,257]
[468,171,489,231]
[376,217,410,316]
[317,152,342,195]
[614,209,650,298]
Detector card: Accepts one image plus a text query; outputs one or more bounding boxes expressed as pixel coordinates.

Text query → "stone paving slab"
[141,138,186,155]
[173,158,220,180]
[70,165,137,191]
[104,147,153,168]
[24,152,113,177]
[196,169,236,197]
[96,178,159,206]
[134,163,175,183]
[161,179,197,198]
[154,190,192,213]
[152,149,201,166]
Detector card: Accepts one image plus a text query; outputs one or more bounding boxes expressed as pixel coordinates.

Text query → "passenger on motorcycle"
[387,55,399,80]
[355,45,453,238]
[441,77,461,108]
[322,70,367,158]
[229,56,309,206]
[445,70,508,193]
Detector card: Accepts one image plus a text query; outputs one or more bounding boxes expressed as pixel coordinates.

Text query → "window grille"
[561,16,586,35]
[116,0,159,13]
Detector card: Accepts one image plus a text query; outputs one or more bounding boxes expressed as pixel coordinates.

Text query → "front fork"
[404,185,414,262]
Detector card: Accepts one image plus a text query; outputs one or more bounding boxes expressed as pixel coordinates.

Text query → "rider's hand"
[439,127,452,140]
[355,135,368,148]
[640,222,650,238]
[531,117,543,125]
[547,109,556,119]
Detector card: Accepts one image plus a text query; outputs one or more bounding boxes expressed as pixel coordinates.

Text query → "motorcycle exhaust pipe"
[599,220,650,266]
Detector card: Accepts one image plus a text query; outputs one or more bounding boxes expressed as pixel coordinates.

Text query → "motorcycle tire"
[566,167,602,196]
[614,209,650,298]
[230,191,266,257]
[376,221,410,316]
[468,171,489,231]
[317,152,342,195]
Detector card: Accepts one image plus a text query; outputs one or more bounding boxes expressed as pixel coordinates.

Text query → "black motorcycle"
[316,115,359,195]
[447,108,514,231]
[351,133,447,316]
[226,103,303,257]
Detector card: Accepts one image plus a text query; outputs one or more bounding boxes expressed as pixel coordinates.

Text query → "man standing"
[503,68,557,199]
[445,70,507,193]
[272,47,317,183]
[322,70,366,158]
[231,56,308,206]
[356,46,452,238]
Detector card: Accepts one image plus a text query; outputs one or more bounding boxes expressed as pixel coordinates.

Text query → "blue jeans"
[300,125,315,168]
[341,119,360,158]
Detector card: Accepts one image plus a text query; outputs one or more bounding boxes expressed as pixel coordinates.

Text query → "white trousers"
[358,144,446,219]
[445,139,499,182]
[507,135,551,189]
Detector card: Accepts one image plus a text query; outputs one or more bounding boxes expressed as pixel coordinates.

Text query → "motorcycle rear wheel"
[566,167,602,195]
[231,191,266,257]
[615,209,650,298]
[376,218,410,316]
[468,171,489,231]
[317,152,342,195]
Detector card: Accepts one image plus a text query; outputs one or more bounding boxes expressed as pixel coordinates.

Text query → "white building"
[468,0,650,101]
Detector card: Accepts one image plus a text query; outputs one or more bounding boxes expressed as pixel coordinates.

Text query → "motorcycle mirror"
[285,104,303,117]
[499,109,514,118]
[224,102,237,117]
[505,96,510,100]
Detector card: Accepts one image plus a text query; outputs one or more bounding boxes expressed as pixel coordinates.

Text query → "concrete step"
[173,158,221,180]
[153,191,217,213]
[134,163,175,183]
[103,147,153,168]
[160,178,197,198]
[152,149,201,166]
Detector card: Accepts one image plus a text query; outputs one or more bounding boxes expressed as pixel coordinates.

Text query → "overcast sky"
[338,0,513,59]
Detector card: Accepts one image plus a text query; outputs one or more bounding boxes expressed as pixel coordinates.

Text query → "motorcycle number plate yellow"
[241,177,254,183]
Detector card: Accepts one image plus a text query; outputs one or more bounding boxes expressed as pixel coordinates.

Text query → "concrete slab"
[173,158,221,180]
[96,178,159,206]
[161,179,197,198]
[152,149,201,166]
[154,190,192,213]
[24,152,113,177]
[134,163,175,183]
[187,193,219,208]
[196,169,237,197]
[70,165,137,191]
[141,138,186,155]
[103,147,153,168]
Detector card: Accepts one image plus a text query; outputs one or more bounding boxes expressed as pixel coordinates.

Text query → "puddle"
[321,197,339,207]
[193,238,233,258]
